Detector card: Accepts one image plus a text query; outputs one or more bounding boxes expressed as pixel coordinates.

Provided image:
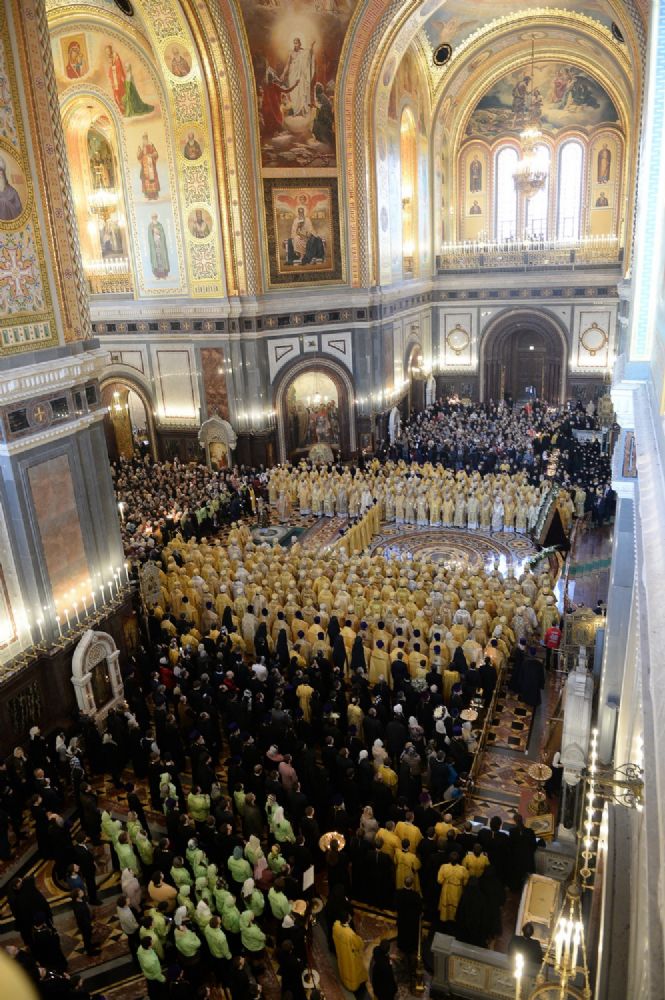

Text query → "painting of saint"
[597,145,611,183]
[64,39,87,79]
[104,44,126,112]
[0,155,23,221]
[287,204,325,264]
[283,37,315,116]
[595,191,609,207]
[88,130,115,190]
[99,218,123,257]
[469,199,482,215]
[137,133,160,199]
[171,49,190,78]
[123,63,154,117]
[148,214,169,278]
[259,71,299,137]
[188,208,212,239]
[183,131,203,160]
[469,156,482,192]
[311,83,334,147]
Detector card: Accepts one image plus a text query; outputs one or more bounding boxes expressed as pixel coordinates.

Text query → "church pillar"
[0,0,122,667]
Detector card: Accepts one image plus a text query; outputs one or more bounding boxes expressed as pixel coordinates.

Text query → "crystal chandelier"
[513,41,548,199]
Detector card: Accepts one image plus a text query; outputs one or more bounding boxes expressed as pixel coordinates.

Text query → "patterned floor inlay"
[370,526,538,575]
[486,690,535,752]
[473,749,533,800]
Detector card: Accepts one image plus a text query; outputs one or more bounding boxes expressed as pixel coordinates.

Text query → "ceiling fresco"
[420,0,619,51]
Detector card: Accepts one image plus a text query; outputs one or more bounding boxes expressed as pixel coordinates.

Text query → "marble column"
[0,0,122,663]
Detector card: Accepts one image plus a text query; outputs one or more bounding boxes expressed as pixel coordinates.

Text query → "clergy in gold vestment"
[438,857,469,921]
[395,841,421,892]
[333,918,367,991]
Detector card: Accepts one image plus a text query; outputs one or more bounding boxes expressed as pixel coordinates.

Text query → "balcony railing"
[437,235,623,273]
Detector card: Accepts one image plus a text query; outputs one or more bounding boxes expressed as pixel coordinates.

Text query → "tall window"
[495,146,518,240]
[525,144,550,239]
[557,140,584,240]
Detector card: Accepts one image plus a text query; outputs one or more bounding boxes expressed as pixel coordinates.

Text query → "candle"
[82,594,89,616]
[92,591,97,612]
[73,603,80,624]
[124,562,130,585]
[108,579,116,599]
[56,616,62,637]
[64,609,70,630]
[37,618,44,642]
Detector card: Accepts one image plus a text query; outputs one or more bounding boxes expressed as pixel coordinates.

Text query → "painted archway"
[273,356,356,465]
[479,309,569,404]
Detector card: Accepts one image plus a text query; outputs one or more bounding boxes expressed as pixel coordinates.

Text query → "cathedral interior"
[0,0,663,997]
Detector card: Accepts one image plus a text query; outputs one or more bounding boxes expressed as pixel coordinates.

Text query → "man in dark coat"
[71,889,99,955]
[520,648,546,708]
[72,835,100,905]
[508,922,544,967]
[370,939,398,1000]
[395,876,422,980]
[366,840,394,910]
[507,814,538,891]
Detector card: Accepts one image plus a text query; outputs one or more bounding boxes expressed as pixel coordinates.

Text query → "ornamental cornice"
[0,348,110,406]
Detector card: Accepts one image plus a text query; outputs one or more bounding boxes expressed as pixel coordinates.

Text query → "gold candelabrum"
[515,884,591,1000]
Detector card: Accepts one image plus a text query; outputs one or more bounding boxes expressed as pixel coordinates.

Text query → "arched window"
[525,144,550,239]
[557,140,584,240]
[495,146,518,240]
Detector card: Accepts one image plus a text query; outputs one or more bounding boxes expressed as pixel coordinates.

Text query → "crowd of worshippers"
[380,398,614,503]
[1,603,549,1000]
[112,456,266,555]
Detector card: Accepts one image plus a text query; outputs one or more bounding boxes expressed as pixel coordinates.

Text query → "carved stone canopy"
[198,415,237,450]
[71,629,124,724]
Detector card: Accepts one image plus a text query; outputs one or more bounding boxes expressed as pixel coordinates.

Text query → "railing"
[437,235,623,273]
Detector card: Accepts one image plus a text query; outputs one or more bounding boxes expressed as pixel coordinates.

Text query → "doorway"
[480,314,566,404]
[101,380,156,462]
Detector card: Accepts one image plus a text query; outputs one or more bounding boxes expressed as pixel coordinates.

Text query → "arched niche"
[198,416,237,470]
[273,357,356,465]
[71,630,124,724]
[479,309,569,404]
[100,374,158,461]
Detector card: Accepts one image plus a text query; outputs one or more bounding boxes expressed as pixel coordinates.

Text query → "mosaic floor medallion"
[370,526,537,575]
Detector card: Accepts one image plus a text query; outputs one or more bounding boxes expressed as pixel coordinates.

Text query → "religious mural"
[421,0,615,50]
[238,0,358,168]
[52,25,187,295]
[466,62,619,139]
[263,177,342,285]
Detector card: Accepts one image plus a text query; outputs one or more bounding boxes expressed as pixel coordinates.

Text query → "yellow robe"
[463,852,490,878]
[438,862,469,921]
[394,848,421,892]
[333,921,366,990]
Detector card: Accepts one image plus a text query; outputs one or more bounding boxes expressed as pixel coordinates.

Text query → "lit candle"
[82,594,88,616]
[108,579,116,598]
[64,609,70,630]
[514,952,523,1000]
[37,618,44,643]
[124,562,130,585]
[92,591,97,612]
[554,923,564,969]
[56,616,62,637]
[73,602,80,624]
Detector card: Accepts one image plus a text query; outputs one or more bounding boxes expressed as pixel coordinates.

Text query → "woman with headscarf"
[228,845,252,885]
[372,739,389,769]
[359,805,379,843]
[332,633,349,675]
[253,621,270,660]
[270,804,295,844]
[241,877,264,917]
[221,605,235,633]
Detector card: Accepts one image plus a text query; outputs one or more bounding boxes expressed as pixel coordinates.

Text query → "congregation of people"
[1,396,609,999]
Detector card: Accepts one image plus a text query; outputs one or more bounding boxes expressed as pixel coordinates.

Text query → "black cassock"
[395,886,423,953]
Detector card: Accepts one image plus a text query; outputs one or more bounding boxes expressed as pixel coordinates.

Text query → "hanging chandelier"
[513,41,548,199]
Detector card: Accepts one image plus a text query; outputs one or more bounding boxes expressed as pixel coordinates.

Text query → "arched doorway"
[100,379,157,462]
[274,358,356,464]
[480,312,567,404]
